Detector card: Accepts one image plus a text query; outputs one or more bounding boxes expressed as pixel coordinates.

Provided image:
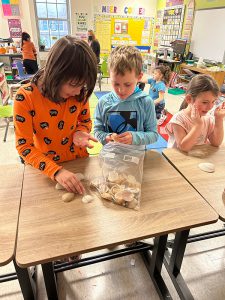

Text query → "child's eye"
[125,84,131,87]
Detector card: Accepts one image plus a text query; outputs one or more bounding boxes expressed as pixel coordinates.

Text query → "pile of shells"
[90,171,140,210]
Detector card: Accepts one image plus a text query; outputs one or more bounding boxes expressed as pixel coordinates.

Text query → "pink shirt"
[166,110,215,148]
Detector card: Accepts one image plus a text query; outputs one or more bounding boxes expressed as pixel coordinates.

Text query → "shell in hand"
[55,183,65,190]
[198,162,215,173]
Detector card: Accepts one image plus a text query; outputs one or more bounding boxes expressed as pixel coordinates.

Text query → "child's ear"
[185,94,193,104]
[137,72,143,81]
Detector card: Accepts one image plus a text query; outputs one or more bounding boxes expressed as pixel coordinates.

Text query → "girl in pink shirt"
[166,74,225,151]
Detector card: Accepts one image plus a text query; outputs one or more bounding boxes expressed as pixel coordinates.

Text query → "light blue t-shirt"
[148,78,166,105]
[94,88,158,146]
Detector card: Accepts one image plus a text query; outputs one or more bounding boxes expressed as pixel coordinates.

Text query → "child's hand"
[73,131,98,148]
[190,104,203,125]
[55,168,85,194]
[214,102,225,119]
[115,132,133,144]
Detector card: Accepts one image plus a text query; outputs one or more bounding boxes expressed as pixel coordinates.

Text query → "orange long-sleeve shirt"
[14,83,92,179]
[22,40,37,60]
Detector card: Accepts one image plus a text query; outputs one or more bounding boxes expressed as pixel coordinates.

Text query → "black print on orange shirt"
[82,118,90,123]
[69,105,77,113]
[24,86,33,92]
[18,138,26,145]
[22,149,31,157]
[44,137,52,145]
[106,111,137,134]
[33,129,36,134]
[16,115,25,123]
[29,110,35,117]
[40,122,49,129]
[70,144,75,152]
[58,120,64,130]
[47,150,56,155]
[71,125,74,130]
[49,109,58,117]
[81,109,87,115]
[53,155,60,161]
[15,94,25,101]
[61,137,69,145]
[39,162,46,171]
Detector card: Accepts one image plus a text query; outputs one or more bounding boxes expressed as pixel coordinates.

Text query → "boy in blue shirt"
[141,65,171,119]
[94,46,158,146]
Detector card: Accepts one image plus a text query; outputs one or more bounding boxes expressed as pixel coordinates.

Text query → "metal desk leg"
[42,262,58,300]
[13,260,36,300]
[164,230,194,300]
[141,234,172,300]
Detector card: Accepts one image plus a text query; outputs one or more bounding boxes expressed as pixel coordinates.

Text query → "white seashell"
[75,173,85,181]
[55,183,65,190]
[108,171,120,182]
[101,192,113,201]
[82,195,95,203]
[126,199,138,209]
[98,184,109,194]
[114,190,134,202]
[127,187,140,194]
[110,184,125,195]
[198,162,215,173]
[62,192,75,202]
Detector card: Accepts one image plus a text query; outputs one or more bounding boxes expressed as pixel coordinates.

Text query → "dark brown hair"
[108,46,143,76]
[179,74,219,110]
[154,65,171,84]
[32,35,97,103]
[21,32,30,47]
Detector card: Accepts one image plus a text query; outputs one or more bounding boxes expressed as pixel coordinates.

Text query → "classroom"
[0,0,225,299]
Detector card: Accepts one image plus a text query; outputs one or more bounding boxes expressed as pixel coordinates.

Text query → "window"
[35,0,70,50]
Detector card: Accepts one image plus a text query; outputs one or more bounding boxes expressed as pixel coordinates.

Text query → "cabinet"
[178,63,225,88]
[0,63,9,105]
[0,53,23,83]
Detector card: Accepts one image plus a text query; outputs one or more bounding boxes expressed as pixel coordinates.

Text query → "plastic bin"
[168,88,186,95]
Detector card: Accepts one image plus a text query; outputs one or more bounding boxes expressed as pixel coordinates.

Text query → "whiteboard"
[190,8,225,62]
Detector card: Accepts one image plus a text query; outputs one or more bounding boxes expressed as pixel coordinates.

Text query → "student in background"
[94,45,158,146]
[14,35,98,194]
[21,32,38,74]
[166,74,225,152]
[141,65,171,119]
[87,29,101,64]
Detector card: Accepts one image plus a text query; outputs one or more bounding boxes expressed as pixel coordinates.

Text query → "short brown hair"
[108,46,143,76]
[33,35,97,103]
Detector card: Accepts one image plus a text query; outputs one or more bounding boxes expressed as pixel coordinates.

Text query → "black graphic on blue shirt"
[106,111,137,134]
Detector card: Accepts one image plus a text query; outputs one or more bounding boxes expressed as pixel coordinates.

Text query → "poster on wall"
[182,0,195,42]
[8,18,22,38]
[114,20,128,34]
[166,0,183,6]
[75,13,88,32]
[1,0,20,17]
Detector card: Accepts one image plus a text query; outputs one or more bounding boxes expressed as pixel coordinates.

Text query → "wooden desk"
[179,63,225,87]
[0,163,36,300]
[163,145,225,221]
[16,151,218,299]
[0,164,24,266]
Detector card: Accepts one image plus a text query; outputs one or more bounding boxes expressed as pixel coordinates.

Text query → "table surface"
[163,145,225,220]
[0,164,24,266]
[16,151,218,267]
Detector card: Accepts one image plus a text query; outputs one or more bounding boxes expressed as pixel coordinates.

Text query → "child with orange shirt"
[21,32,38,74]
[14,35,98,194]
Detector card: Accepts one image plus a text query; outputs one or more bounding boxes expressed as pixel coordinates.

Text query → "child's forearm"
[178,125,202,152]
[154,98,162,105]
[209,119,224,146]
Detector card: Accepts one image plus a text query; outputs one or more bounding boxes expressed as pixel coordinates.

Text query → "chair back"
[16,61,33,80]
[101,59,109,78]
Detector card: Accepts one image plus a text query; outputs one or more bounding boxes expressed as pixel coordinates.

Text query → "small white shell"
[62,192,75,202]
[198,162,215,173]
[126,199,138,209]
[110,184,125,195]
[108,171,119,182]
[75,173,85,181]
[101,192,113,201]
[55,183,65,190]
[98,184,109,194]
[114,190,134,202]
[82,195,94,203]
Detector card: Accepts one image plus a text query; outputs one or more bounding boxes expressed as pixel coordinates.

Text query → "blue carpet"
[146,135,167,150]
[95,91,110,99]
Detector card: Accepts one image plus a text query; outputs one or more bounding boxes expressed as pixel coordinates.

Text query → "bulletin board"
[160,5,185,46]
[94,14,154,55]
[1,0,20,17]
